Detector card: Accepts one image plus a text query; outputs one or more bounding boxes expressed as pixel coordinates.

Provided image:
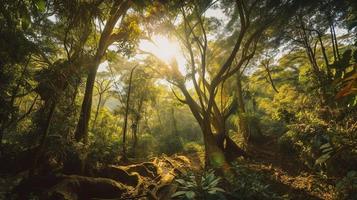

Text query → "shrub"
[277,117,357,175]
[87,139,121,165]
[277,131,297,156]
[158,134,183,155]
[335,171,357,200]
[228,162,281,199]
[135,134,158,158]
[172,169,226,200]
[183,142,203,154]
[277,123,330,169]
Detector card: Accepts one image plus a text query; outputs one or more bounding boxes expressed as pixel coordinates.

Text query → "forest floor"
[182,139,337,200]
[242,140,336,200]
[0,139,337,200]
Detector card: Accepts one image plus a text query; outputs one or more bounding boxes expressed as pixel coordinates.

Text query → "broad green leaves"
[172,170,226,200]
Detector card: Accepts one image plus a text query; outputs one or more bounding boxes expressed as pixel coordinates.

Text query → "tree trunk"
[299,19,330,106]
[122,66,137,159]
[204,137,223,167]
[131,117,138,156]
[214,125,248,162]
[171,107,179,136]
[132,95,144,155]
[30,100,56,176]
[75,63,98,143]
[223,136,248,161]
[155,106,164,131]
[237,75,250,145]
[177,85,236,174]
[92,92,103,130]
[74,1,130,143]
[0,125,4,156]
[201,123,226,168]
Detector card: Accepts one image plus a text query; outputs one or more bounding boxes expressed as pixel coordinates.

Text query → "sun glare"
[139,35,182,64]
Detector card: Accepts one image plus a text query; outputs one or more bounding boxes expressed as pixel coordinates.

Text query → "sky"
[98,4,228,76]
[93,3,351,78]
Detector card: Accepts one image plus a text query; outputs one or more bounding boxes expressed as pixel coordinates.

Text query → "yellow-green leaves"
[35,0,46,13]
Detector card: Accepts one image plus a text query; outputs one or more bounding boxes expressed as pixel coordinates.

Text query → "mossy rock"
[97,165,140,187]
[45,175,128,200]
[13,175,128,200]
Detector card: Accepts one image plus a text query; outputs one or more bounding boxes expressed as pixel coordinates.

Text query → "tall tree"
[280,0,355,108]
[121,65,137,159]
[0,0,47,152]
[92,75,112,130]
[74,0,138,143]
[152,0,301,169]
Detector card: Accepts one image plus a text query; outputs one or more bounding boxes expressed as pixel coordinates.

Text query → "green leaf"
[207,178,221,187]
[35,0,46,13]
[176,179,186,185]
[171,191,187,198]
[347,171,356,177]
[185,191,196,199]
[315,153,331,165]
[19,6,31,30]
[208,190,217,194]
[320,143,331,149]
[210,187,225,193]
[322,147,333,153]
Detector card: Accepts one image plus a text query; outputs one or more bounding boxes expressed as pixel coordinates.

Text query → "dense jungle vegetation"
[0,0,356,199]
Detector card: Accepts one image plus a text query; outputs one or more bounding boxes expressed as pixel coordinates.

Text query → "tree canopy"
[0,0,356,199]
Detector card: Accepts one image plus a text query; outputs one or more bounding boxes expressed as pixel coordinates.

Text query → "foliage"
[133,133,158,158]
[0,1,357,199]
[228,163,281,200]
[277,131,298,156]
[335,171,357,200]
[277,116,357,175]
[172,169,226,200]
[87,135,122,165]
[279,123,331,169]
[158,133,183,155]
[183,142,203,154]
[69,106,120,164]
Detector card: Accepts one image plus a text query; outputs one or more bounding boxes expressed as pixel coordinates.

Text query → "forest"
[0,0,356,199]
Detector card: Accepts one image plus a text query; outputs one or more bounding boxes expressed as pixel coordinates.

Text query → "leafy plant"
[229,163,281,200]
[315,143,334,166]
[335,171,357,200]
[183,142,203,154]
[172,169,226,200]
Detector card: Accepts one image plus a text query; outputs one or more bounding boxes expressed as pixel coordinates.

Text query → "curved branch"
[170,87,187,104]
[262,60,279,93]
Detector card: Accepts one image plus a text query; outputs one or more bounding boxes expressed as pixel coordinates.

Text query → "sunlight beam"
[139,35,187,76]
